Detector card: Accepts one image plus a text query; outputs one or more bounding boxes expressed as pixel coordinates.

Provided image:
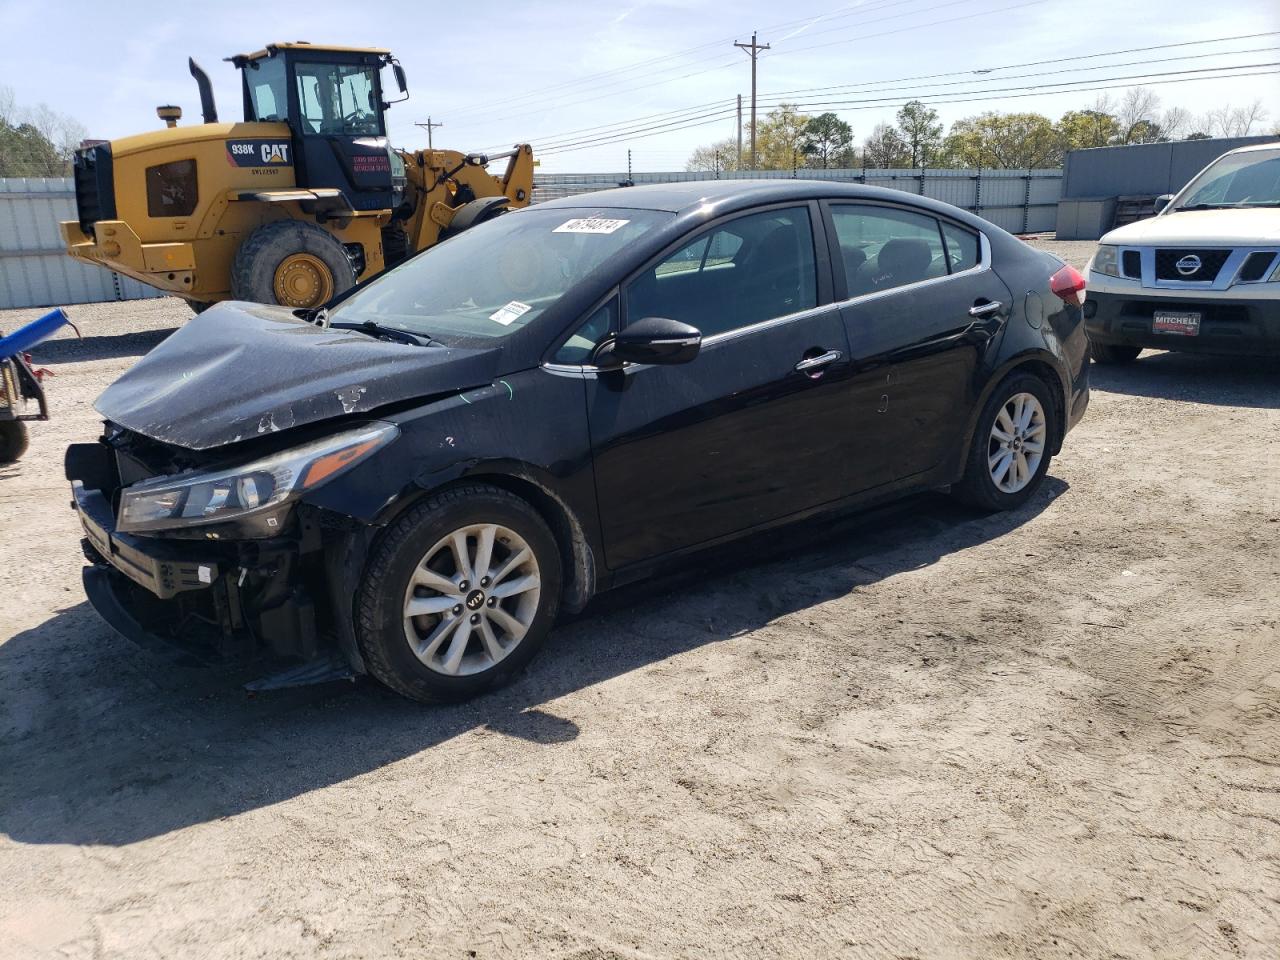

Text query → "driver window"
[552,301,615,365]
[247,57,288,122]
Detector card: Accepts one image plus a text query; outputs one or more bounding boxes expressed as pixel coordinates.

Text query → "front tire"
[355,484,562,703]
[953,373,1056,512]
[1090,341,1141,364]
[231,220,356,309]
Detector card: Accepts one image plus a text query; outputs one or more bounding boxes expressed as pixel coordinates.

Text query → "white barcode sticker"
[489,301,532,326]
[553,217,630,235]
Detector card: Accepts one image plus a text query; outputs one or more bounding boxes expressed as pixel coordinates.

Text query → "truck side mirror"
[1153,194,1174,214]
[393,63,407,93]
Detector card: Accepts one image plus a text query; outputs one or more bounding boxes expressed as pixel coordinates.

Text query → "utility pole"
[414,117,444,150]
[734,32,769,169]
[736,94,743,167]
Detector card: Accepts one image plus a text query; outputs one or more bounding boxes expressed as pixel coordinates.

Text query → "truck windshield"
[245,57,288,122]
[295,62,382,136]
[1172,148,1280,210]
[327,208,672,342]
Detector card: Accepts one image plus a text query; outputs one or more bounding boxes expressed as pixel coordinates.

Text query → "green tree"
[755,104,811,170]
[940,112,1061,168]
[895,100,943,167]
[862,122,911,168]
[800,112,853,169]
[0,86,86,176]
[1057,109,1121,151]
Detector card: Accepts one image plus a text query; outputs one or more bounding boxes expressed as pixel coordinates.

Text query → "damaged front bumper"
[71,476,365,687]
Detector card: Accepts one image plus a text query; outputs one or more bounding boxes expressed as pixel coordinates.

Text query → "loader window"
[295,62,382,136]
[246,56,288,122]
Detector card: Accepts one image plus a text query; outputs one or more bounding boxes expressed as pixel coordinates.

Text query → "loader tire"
[0,420,30,463]
[231,220,356,309]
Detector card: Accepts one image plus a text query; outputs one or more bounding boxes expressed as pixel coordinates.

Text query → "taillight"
[1050,264,1087,306]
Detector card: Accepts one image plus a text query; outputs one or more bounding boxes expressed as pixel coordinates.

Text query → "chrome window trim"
[829,230,993,310]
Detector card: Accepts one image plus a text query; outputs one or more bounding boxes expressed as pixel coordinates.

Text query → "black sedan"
[68,181,1090,702]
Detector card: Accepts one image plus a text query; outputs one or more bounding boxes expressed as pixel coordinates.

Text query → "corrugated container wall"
[0,178,163,310]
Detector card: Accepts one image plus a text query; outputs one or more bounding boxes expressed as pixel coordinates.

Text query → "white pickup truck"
[1084,142,1280,362]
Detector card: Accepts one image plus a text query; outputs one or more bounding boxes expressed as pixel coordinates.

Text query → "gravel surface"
[2,275,1279,959]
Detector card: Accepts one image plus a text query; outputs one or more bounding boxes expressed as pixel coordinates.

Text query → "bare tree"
[1203,101,1270,137]
[1160,106,1191,140]
[1117,87,1160,143]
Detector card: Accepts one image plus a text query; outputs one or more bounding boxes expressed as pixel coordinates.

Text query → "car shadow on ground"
[27,328,178,364]
[1090,352,1280,409]
[0,480,1065,847]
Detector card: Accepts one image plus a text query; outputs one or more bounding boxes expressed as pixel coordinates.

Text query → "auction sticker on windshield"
[489,301,533,326]
[553,218,631,235]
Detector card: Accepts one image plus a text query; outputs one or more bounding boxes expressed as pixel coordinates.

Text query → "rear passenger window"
[831,205,947,296]
[941,222,980,272]
[626,207,816,338]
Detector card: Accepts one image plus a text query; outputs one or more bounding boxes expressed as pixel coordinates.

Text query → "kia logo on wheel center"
[1175,254,1202,276]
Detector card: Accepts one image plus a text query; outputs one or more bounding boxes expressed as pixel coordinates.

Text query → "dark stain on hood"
[95,301,501,450]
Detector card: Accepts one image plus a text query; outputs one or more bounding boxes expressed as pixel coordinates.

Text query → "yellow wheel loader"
[61,43,534,310]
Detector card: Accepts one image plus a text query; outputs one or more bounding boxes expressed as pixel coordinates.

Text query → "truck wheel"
[231,220,356,309]
[356,484,562,704]
[1090,341,1141,364]
[0,420,30,463]
[953,372,1056,512]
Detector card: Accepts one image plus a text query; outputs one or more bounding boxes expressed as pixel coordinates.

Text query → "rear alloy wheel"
[953,373,1056,511]
[1090,341,1141,364]
[356,484,561,703]
[231,220,356,309]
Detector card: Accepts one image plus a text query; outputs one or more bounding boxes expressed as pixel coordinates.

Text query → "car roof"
[1224,140,1280,155]
[532,179,973,219]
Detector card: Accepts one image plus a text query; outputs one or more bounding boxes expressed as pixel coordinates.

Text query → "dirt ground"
[1,241,1278,959]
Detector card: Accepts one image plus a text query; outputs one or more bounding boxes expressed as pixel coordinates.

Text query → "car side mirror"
[594,317,702,367]
[1153,194,1174,214]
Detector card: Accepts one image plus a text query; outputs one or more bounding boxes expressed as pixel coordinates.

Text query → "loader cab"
[231,43,406,213]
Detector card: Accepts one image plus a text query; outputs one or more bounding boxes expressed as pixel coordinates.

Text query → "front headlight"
[118,422,398,533]
[1090,244,1120,278]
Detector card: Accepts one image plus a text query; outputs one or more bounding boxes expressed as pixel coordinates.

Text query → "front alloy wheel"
[403,523,541,676]
[356,484,561,703]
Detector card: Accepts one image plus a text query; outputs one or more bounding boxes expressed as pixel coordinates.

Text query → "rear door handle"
[969,300,1003,318]
[794,349,842,373]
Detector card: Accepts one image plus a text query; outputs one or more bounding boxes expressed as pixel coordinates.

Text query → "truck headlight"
[117,422,398,533]
[1089,245,1120,278]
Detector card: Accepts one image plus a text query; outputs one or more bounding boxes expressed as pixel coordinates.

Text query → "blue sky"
[2,0,1277,172]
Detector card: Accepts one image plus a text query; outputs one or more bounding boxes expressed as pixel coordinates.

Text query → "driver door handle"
[794,350,842,373]
[969,300,1003,318]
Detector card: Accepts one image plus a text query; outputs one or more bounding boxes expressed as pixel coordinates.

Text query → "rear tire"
[953,372,1056,512]
[0,420,30,463]
[1090,341,1141,364]
[355,484,562,703]
[231,220,356,309]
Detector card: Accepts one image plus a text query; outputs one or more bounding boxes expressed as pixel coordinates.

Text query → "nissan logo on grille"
[1175,254,1202,276]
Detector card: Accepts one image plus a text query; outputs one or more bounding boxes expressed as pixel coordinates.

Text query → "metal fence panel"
[0,177,164,310]
[532,168,1061,234]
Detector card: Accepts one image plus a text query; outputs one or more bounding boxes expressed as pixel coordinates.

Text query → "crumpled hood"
[95,301,501,450]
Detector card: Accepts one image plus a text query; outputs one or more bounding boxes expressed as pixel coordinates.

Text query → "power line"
[536,64,1278,156]
[448,0,936,131]
[459,0,995,135]
[530,41,1275,151]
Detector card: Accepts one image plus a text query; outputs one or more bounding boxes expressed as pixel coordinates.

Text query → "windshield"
[295,61,382,136]
[328,207,672,342]
[1172,147,1280,210]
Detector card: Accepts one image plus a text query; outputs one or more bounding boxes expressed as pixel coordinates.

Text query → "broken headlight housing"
[117,422,398,533]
